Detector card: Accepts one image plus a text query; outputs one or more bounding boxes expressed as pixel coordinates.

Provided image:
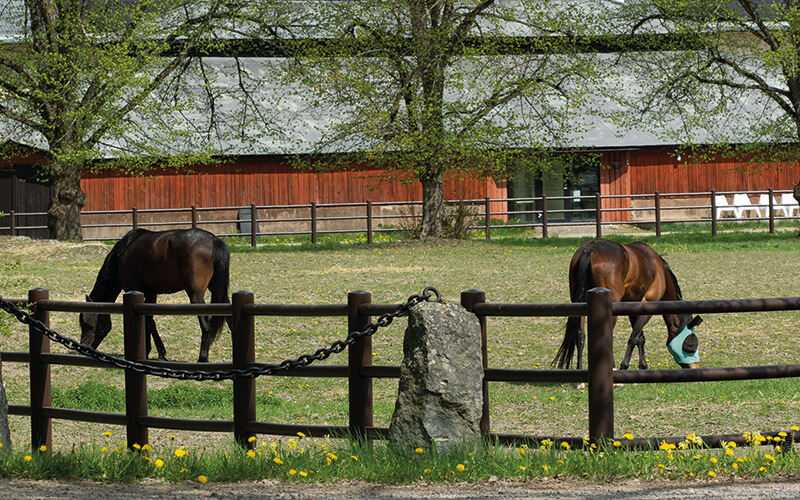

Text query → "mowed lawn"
[1,232,799,450]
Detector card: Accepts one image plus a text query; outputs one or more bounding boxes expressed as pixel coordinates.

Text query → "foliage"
[0,0,251,240]
[249,0,607,238]
[607,0,800,172]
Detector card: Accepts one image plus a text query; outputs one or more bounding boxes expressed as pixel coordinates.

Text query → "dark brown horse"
[80,228,231,362]
[552,239,702,370]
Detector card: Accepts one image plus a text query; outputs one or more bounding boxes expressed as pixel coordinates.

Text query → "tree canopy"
[250,0,608,238]
[0,0,246,240]
[610,0,800,174]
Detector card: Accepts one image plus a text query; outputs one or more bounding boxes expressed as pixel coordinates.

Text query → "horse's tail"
[552,249,593,369]
[208,237,231,339]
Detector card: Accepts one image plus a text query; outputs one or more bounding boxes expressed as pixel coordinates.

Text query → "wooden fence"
[4,287,800,453]
[1,189,797,242]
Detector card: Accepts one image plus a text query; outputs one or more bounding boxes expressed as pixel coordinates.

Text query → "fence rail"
[4,286,800,453]
[2,189,797,243]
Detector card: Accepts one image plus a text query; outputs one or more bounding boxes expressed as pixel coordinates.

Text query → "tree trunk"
[420,170,446,239]
[47,160,87,242]
[0,354,11,451]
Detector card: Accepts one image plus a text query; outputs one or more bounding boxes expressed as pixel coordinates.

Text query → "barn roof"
[0,0,786,158]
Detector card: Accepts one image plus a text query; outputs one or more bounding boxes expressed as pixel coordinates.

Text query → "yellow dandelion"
[247,450,256,458]
[175,448,188,458]
[456,464,465,472]
[104,431,112,437]
[613,441,621,447]
[289,469,297,475]
[154,459,164,468]
[24,455,32,462]
[415,448,424,454]
[519,466,527,471]
[39,445,47,452]
[273,457,284,465]
[299,471,308,477]
[708,471,716,478]
[709,457,718,464]
[248,436,257,443]
[623,433,634,440]
[197,475,208,484]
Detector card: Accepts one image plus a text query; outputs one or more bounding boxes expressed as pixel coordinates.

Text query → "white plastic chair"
[756,194,784,217]
[732,193,760,218]
[778,193,799,217]
[714,195,737,219]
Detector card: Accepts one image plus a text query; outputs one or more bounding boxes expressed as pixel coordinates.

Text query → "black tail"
[552,250,592,369]
[207,237,231,345]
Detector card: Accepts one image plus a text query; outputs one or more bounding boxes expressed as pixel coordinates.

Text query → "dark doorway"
[509,158,600,223]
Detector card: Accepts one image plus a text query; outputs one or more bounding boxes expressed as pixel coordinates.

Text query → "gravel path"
[2,478,800,499]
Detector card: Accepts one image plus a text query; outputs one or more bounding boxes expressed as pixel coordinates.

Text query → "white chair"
[778,193,799,217]
[714,195,737,219]
[757,193,784,217]
[732,193,761,218]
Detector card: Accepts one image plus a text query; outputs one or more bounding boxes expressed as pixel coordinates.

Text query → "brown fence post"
[711,190,718,236]
[485,196,491,240]
[587,287,614,445]
[311,202,317,245]
[9,211,15,237]
[232,291,256,449]
[132,207,138,230]
[191,205,198,230]
[654,191,661,237]
[28,288,52,453]
[595,193,602,239]
[461,289,489,434]
[348,291,373,437]
[366,200,373,246]
[250,203,257,248]
[769,188,775,234]
[123,291,148,451]
[541,194,548,238]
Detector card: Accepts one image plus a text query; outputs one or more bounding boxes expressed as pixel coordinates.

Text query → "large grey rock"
[389,301,483,454]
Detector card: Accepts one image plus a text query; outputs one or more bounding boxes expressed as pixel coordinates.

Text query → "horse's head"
[79,295,112,348]
[667,314,702,369]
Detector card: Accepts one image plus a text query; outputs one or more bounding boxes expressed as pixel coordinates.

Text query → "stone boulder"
[389,300,483,454]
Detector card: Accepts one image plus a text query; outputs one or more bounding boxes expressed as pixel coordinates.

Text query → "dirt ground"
[2,477,800,499]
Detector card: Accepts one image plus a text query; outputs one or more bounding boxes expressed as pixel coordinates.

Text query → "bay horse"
[80,228,231,362]
[552,238,702,370]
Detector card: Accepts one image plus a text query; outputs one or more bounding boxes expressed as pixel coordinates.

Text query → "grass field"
[1,228,800,455]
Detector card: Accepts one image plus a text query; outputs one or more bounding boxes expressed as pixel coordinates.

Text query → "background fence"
[2,189,798,242]
[4,286,800,454]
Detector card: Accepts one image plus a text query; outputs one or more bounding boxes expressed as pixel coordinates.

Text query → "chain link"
[0,287,441,381]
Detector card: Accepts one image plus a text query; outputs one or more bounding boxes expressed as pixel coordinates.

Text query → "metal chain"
[0,287,442,381]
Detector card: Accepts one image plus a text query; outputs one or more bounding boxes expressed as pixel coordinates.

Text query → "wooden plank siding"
[599,147,800,223]
[80,155,505,211]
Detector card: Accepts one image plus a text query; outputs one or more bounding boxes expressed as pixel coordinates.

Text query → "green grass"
[2,228,800,482]
[0,433,797,483]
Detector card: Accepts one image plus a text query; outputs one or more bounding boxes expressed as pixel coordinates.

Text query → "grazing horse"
[552,238,702,370]
[80,228,231,362]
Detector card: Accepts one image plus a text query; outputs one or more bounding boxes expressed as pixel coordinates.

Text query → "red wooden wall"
[598,147,800,222]
[80,155,506,211]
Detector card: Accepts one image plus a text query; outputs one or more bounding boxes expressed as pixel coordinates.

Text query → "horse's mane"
[90,229,147,300]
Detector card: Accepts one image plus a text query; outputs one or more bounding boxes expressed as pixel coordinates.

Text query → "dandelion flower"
[247,450,256,458]
[289,469,297,475]
[273,457,284,465]
[175,448,188,458]
[415,448,424,454]
[299,471,308,477]
[708,471,716,478]
[24,455,32,462]
[613,441,621,447]
[197,475,208,484]
[155,459,164,468]
[39,445,47,452]
[456,464,465,472]
[623,433,634,440]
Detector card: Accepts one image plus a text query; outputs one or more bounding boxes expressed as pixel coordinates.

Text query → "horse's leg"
[620,315,651,370]
[145,294,168,361]
[187,289,214,362]
[576,316,586,370]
